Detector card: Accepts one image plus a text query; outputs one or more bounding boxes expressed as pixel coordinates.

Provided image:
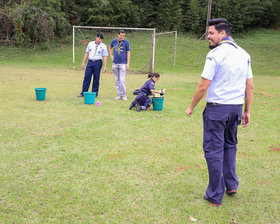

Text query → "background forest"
[0,0,280,46]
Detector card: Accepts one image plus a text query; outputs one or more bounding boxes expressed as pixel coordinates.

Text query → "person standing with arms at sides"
[77,32,108,98]
[109,29,131,101]
[185,18,254,206]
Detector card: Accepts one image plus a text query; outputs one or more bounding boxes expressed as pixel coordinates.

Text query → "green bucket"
[34,88,47,101]
[152,97,164,111]
[84,92,96,105]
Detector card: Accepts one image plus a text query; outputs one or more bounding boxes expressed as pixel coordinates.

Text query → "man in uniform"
[185,18,254,206]
[77,32,108,97]
[109,30,131,101]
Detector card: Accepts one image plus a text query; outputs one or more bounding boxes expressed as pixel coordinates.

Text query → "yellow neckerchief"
[117,40,123,56]
[93,42,100,56]
[219,40,238,48]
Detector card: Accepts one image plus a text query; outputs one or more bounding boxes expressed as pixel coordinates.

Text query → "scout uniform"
[131,78,155,110]
[110,38,130,99]
[80,33,108,97]
[201,36,253,205]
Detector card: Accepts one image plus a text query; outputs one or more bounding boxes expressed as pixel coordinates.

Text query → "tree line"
[0,0,279,46]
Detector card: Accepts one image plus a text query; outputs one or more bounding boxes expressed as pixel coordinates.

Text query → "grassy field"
[0,30,280,223]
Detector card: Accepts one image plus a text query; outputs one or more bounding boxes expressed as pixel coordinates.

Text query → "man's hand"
[102,67,107,73]
[185,107,193,117]
[82,63,86,70]
[242,112,250,127]
[110,55,114,61]
[126,64,129,70]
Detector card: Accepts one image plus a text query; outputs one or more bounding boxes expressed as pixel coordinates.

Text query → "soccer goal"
[154,31,177,67]
[73,26,156,73]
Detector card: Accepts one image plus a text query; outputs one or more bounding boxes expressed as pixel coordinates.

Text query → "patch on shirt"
[206,56,213,61]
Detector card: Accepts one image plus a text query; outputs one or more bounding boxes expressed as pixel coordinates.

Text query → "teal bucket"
[35,88,47,101]
[84,92,96,105]
[152,97,164,111]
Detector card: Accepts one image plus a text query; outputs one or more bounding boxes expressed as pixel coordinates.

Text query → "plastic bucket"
[84,92,96,105]
[35,88,47,101]
[152,97,164,111]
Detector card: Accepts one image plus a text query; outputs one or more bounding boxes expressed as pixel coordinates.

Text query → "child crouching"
[129,72,162,112]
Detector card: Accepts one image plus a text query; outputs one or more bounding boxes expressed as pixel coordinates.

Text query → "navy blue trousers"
[203,104,242,205]
[81,60,102,97]
[132,92,152,108]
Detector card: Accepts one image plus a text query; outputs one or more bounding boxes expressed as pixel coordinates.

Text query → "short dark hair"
[119,29,125,34]
[209,18,231,36]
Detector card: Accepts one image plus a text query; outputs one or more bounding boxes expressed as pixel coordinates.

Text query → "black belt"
[90,59,102,62]
[207,102,243,106]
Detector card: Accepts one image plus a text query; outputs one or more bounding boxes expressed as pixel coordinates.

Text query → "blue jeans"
[203,104,242,204]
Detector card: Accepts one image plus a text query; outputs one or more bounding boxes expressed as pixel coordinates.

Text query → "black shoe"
[204,193,220,206]
[129,103,135,110]
[135,104,141,112]
[226,189,237,195]
[77,94,83,97]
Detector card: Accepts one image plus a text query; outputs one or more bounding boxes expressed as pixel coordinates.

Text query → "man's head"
[118,29,125,41]
[96,32,104,44]
[207,18,231,49]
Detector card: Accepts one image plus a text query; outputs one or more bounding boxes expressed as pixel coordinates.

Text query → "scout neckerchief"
[219,36,238,48]
[117,40,123,56]
[93,42,100,56]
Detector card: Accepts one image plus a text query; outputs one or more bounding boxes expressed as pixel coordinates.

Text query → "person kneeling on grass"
[129,72,163,112]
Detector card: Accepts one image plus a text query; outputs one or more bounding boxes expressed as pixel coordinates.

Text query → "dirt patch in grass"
[269,146,280,152]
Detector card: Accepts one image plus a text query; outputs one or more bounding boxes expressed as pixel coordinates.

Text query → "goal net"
[73,26,156,73]
[154,31,177,68]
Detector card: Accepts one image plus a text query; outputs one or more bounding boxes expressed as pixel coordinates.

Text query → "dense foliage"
[1,0,279,46]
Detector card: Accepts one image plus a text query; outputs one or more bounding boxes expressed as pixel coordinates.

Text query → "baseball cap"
[96,32,104,39]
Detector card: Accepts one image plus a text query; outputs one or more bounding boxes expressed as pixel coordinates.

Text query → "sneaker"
[140,106,146,111]
[114,96,121,100]
[129,103,135,110]
[203,193,221,206]
[135,104,141,112]
[122,96,127,101]
[226,189,237,195]
[77,94,83,97]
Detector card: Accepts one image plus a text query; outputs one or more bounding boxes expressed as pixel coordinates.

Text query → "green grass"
[0,29,280,223]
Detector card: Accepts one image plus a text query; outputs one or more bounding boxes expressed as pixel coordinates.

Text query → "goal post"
[73,26,156,73]
[154,31,177,67]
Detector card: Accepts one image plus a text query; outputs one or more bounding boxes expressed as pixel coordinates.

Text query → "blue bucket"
[84,92,96,105]
[34,88,47,101]
[152,97,164,111]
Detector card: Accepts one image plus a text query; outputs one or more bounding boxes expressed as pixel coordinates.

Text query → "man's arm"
[185,78,211,117]
[242,78,254,127]
[126,51,130,70]
[109,46,114,61]
[102,56,107,73]
[82,52,89,70]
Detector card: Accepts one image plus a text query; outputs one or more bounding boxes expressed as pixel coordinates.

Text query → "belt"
[207,102,243,106]
[89,59,102,62]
